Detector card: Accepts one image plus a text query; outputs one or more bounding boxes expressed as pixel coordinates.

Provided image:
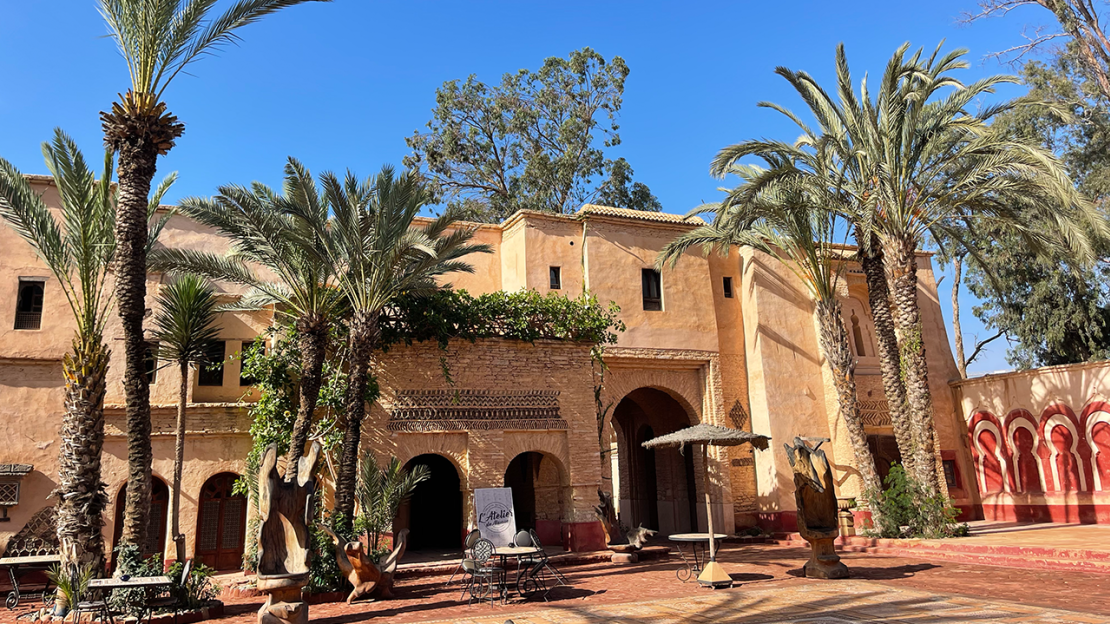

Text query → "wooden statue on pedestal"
[784,436,849,579]
[256,442,321,624]
[319,526,410,603]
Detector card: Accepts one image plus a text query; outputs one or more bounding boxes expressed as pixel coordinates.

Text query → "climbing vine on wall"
[380,290,625,349]
[234,325,348,573]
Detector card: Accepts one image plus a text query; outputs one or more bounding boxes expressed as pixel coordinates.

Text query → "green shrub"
[110,544,164,618]
[166,560,219,609]
[866,465,969,539]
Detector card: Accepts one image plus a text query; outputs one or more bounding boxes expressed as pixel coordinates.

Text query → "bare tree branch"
[966,330,1006,368]
[962,0,1110,99]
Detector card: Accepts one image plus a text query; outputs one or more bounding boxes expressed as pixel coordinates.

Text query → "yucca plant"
[148,158,346,483]
[47,562,96,614]
[355,454,431,552]
[316,166,490,531]
[0,129,174,570]
[150,274,222,563]
[97,0,328,548]
[659,164,885,523]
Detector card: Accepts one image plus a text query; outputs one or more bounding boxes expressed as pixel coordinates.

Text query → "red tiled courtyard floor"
[7,543,1110,622]
[213,543,1110,622]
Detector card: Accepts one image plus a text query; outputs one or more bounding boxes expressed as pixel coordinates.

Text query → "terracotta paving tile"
[5,543,1110,623]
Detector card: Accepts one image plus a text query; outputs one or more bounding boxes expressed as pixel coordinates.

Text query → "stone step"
[771,533,1110,575]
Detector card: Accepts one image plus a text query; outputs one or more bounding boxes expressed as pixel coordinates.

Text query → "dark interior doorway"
[399,454,462,552]
[612,388,697,535]
[867,434,903,486]
[504,452,540,530]
[635,425,660,531]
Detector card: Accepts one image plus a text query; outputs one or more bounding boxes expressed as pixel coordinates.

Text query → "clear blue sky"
[0,0,1059,375]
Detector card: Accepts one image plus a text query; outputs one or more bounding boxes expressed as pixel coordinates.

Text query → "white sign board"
[474,487,517,547]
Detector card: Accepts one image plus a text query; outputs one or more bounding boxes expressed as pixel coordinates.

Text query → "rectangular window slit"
[641,269,662,311]
[14,279,44,330]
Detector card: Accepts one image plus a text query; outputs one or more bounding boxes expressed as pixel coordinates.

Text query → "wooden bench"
[0,554,60,609]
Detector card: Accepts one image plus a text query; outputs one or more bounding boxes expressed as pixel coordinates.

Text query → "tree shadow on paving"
[784,563,939,581]
[541,587,1038,623]
[729,572,775,583]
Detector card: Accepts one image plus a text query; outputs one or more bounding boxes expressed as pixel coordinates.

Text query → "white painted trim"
[1007,419,1047,493]
[1045,414,1087,492]
[972,420,1010,494]
[1084,410,1110,492]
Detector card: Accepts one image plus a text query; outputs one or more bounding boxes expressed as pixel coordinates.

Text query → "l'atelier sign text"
[479,505,513,526]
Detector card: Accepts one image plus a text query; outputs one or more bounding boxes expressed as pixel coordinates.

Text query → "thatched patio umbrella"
[643,423,770,588]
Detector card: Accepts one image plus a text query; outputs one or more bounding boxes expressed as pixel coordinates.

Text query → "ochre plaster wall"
[952,360,1110,523]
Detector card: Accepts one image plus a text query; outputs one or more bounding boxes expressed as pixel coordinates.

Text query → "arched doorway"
[612,388,698,535]
[397,454,462,553]
[111,478,169,568]
[503,451,565,546]
[195,473,247,570]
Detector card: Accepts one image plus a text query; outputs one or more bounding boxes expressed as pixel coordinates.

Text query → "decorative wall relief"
[387,389,566,431]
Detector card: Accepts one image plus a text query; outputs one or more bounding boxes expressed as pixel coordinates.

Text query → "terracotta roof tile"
[577,204,705,225]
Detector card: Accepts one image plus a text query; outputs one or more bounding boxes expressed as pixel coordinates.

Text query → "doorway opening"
[396,454,463,553]
[612,388,698,535]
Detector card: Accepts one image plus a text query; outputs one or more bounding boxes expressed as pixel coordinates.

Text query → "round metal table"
[667,533,728,582]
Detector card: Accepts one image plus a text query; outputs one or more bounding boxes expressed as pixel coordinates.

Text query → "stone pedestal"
[608,543,639,565]
[610,551,638,564]
[803,537,849,579]
[257,578,308,624]
[836,497,856,537]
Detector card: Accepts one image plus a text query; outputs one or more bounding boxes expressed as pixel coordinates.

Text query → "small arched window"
[851,312,867,357]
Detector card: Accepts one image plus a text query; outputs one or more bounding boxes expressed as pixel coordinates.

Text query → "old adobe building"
[6,174,1097,571]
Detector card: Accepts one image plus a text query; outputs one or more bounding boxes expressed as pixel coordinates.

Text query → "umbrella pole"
[697,443,731,588]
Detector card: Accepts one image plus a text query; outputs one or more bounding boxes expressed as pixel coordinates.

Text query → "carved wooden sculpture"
[319,526,409,603]
[256,442,321,624]
[593,490,656,564]
[784,436,849,579]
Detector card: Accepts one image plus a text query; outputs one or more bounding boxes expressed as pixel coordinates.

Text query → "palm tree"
[150,274,222,563]
[0,129,174,569]
[711,42,1105,493]
[356,453,430,551]
[148,158,345,484]
[98,0,328,548]
[658,165,886,519]
[317,167,490,531]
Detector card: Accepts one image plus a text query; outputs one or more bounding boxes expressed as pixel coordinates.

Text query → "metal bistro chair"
[451,529,482,596]
[143,558,191,624]
[468,538,506,606]
[73,580,114,624]
[528,529,568,587]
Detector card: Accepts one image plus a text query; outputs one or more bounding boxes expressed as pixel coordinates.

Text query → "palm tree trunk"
[172,360,188,563]
[56,335,110,571]
[114,139,157,549]
[333,312,379,534]
[813,299,885,526]
[883,236,943,494]
[951,255,967,379]
[856,231,915,479]
[284,315,329,483]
